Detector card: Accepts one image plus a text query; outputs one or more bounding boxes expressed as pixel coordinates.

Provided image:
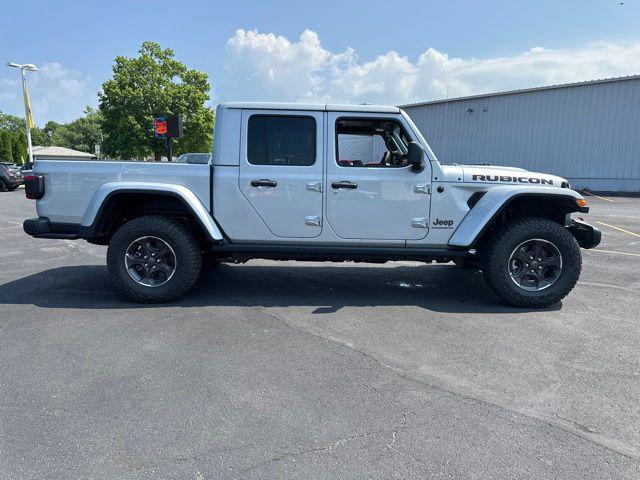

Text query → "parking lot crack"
[389,369,640,462]
[202,288,640,463]
[239,419,426,474]
[386,443,432,471]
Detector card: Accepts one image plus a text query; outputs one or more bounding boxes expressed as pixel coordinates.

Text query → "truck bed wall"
[34,160,210,224]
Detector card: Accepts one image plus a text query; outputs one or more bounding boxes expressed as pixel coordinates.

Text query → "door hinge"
[305,215,322,227]
[306,181,322,193]
[413,184,431,194]
[411,217,428,228]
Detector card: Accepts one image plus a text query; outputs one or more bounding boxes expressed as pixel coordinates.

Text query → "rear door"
[325,112,431,240]
[239,109,324,238]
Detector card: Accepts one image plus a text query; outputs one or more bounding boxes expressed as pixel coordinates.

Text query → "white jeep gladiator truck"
[23,102,601,307]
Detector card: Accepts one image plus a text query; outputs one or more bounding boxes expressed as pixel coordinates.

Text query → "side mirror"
[407,141,425,172]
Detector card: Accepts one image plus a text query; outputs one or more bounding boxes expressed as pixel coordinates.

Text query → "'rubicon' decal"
[472,174,553,185]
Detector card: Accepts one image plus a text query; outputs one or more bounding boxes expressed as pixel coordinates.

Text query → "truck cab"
[23,102,601,307]
[212,103,437,245]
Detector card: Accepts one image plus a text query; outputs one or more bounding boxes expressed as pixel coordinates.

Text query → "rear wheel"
[481,217,581,308]
[107,215,202,303]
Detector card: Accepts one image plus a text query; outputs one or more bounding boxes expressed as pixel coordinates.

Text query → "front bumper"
[567,219,601,249]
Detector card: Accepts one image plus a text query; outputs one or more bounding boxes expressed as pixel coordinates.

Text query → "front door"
[325,112,431,240]
[239,110,323,238]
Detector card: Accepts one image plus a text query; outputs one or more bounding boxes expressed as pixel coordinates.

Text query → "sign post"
[153,115,182,161]
[153,117,167,162]
[166,115,183,162]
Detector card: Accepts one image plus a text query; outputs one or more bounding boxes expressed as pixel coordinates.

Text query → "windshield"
[175,153,210,164]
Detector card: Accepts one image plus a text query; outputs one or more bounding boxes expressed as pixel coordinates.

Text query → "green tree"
[0,131,14,162]
[1,110,50,147]
[99,42,214,161]
[11,131,28,164]
[47,107,103,154]
[30,126,50,147]
[0,112,24,132]
[43,120,62,144]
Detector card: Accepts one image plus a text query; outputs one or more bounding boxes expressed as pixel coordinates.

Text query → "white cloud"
[223,29,640,104]
[225,29,331,101]
[0,62,92,124]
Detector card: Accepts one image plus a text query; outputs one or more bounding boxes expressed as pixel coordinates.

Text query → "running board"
[209,243,470,262]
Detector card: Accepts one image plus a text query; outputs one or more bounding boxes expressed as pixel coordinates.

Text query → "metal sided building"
[401,76,640,192]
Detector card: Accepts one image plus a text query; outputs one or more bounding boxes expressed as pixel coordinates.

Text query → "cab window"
[248,115,316,166]
[336,118,410,168]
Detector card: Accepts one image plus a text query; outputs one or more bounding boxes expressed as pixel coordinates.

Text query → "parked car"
[23,102,600,306]
[0,163,24,191]
[175,153,211,164]
[2,162,21,173]
[5,163,25,183]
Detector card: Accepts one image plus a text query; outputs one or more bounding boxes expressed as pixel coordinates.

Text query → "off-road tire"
[107,215,202,303]
[481,217,581,308]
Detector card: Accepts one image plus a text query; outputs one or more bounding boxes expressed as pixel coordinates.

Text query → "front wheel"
[481,217,582,308]
[107,215,202,303]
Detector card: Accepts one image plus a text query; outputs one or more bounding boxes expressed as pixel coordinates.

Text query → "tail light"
[24,174,45,200]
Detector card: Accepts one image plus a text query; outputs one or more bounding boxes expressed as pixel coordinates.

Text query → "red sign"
[154,117,167,138]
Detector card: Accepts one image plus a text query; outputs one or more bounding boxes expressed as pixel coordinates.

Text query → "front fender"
[448,186,585,248]
[82,182,224,241]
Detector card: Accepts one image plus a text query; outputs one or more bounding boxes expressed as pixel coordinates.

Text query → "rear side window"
[248,115,316,166]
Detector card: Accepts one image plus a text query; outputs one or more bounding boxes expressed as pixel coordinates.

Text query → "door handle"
[250,179,277,188]
[331,181,358,189]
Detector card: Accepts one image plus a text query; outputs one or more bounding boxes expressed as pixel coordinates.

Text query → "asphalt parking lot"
[1,190,639,479]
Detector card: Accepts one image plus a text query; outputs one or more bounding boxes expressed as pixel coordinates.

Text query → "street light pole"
[6,62,38,168]
[20,68,34,166]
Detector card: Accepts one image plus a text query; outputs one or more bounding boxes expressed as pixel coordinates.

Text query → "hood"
[459,164,567,188]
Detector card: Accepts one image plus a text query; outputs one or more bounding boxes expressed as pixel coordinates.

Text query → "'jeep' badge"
[432,218,455,229]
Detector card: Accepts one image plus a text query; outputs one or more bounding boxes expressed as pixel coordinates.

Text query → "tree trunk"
[154,150,162,162]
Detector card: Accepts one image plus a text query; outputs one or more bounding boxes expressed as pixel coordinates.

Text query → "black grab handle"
[331,181,358,189]
[250,179,278,188]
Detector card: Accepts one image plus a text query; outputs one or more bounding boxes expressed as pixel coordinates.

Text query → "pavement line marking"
[581,191,615,202]
[594,221,640,239]
[588,248,640,257]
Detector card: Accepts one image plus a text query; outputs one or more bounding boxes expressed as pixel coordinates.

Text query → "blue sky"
[1,0,639,125]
